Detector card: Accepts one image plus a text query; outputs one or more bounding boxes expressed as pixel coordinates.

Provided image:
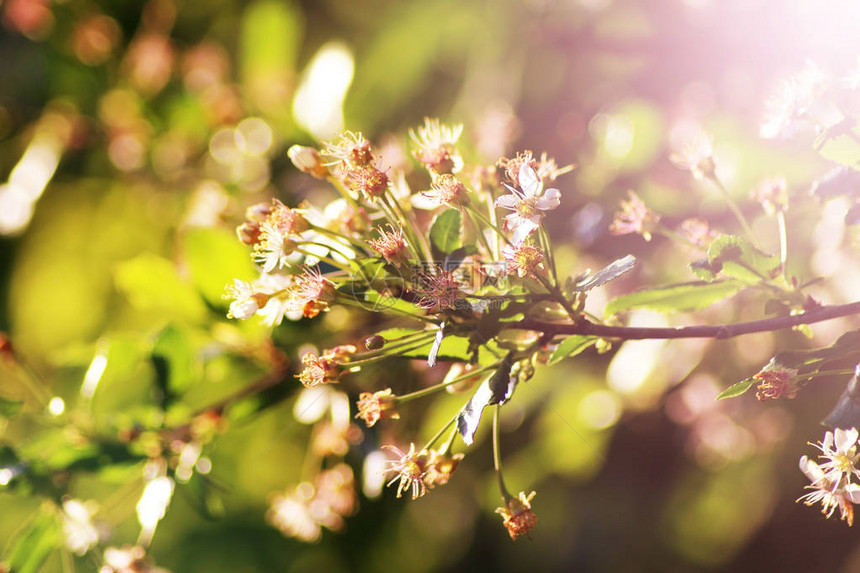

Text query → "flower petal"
[846,483,860,504]
[511,220,538,244]
[535,188,561,211]
[495,194,520,210]
[800,455,826,483]
[519,164,541,197]
[836,427,860,453]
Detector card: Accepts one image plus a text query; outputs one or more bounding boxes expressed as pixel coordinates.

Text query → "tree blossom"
[423,449,464,488]
[808,427,860,484]
[495,490,537,540]
[367,225,409,267]
[287,266,337,318]
[502,243,543,278]
[421,174,470,208]
[322,131,374,168]
[355,388,400,427]
[760,63,826,139]
[753,368,798,401]
[669,132,715,180]
[609,190,660,241]
[413,268,464,313]
[383,443,428,500]
[495,163,561,244]
[798,455,860,526]
[409,117,464,174]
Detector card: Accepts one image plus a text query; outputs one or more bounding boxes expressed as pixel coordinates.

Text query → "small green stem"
[469,206,514,248]
[538,226,559,287]
[654,225,707,252]
[535,272,579,320]
[776,209,789,283]
[327,176,372,229]
[707,174,760,249]
[335,295,438,323]
[420,412,460,453]
[395,361,500,403]
[295,247,352,272]
[463,205,494,257]
[493,405,512,501]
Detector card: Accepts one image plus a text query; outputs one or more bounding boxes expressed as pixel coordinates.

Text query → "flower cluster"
[268,464,358,542]
[799,428,860,526]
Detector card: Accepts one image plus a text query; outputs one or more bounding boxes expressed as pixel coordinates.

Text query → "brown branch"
[519,301,860,341]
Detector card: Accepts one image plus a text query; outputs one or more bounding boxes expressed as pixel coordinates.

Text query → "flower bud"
[288,145,329,179]
[364,334,386,350]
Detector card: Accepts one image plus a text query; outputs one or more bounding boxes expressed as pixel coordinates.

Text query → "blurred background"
[3,0,860,571]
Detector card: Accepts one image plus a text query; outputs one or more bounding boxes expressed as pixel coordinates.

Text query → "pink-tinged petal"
[836,428,860,452]
[822,431,835,452]
[846,484,860,504]
[495,194,520,210]
[800,455,826,483]
[519,164,541,197]
[535,188,560,211]
[511,220,538,244]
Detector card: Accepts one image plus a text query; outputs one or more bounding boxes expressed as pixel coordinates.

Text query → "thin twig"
[519,301,860,340]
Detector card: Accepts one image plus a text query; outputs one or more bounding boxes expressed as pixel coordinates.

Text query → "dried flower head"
[670,132,715,180]
[410,117,464,174]
[355,388,400,427]
[270,199,310,235]
[753,368,798,401]
[288,144,329,178]
[345,165,390,200]
[367,225,409,267]
[323,131,374,168]
[497,150,538,186]
[502,243,544,278]
[297,353,341,388]
[288,267,337,318]
[383,443,428,500]
[495,490,537,540]
[609,190,660,241]
[413,268,464,313]
[423,450,464,487]
[422,174,470,207]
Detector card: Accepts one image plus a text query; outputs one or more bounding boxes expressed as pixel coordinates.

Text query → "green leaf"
[6,511,60,573]
[182,228,258,307]
[0,396,23,418]
[549,336,598,365]
[114,253,208,322]
[716,378,756,400]
[429,209,462,255]
[605,280,743,315]
[814,118,860,169]
[706,235,780,284]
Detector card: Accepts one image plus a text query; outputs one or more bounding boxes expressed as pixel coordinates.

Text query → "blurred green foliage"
[2,0,860,572]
